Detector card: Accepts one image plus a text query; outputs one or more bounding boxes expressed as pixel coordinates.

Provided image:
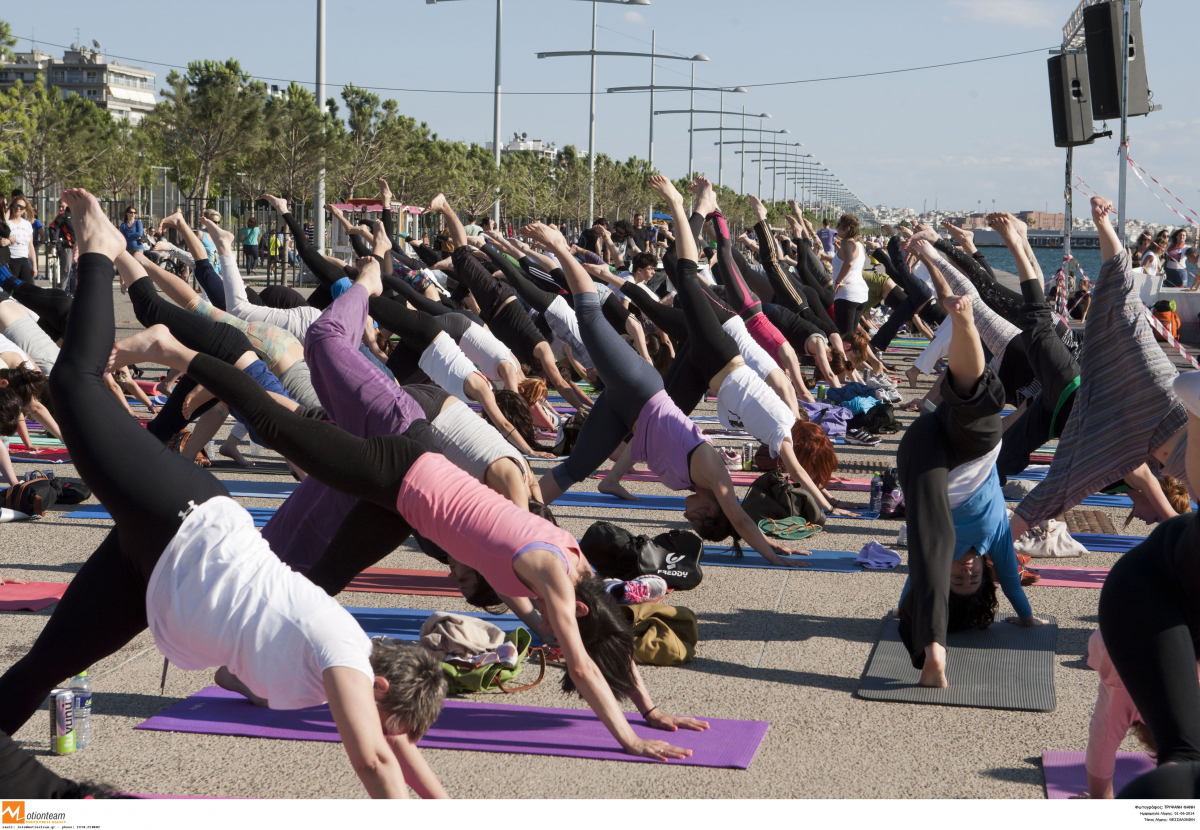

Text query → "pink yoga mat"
[137,686,769,769]
[1042,751,1155,799]
[0,581,68,611]
[344,567,459,597]
[1027,566,1110,589]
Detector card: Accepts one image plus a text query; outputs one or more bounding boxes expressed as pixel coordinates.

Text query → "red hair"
[790,420,838,486]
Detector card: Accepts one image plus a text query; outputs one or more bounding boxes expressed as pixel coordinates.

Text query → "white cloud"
[945,0,1059,29]
[623,10,647,24]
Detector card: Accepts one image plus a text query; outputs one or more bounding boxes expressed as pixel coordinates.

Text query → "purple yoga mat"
[1042,751,1156,799]
[137,686,768,769]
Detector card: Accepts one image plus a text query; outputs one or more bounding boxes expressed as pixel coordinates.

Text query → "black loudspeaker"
[1048,53,1095,147]
[1084,0,1150,120]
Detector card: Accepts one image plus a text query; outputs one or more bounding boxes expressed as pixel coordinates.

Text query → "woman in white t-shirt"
[0,190,449,800]
[3,197,36,284]
[830,213,868,336]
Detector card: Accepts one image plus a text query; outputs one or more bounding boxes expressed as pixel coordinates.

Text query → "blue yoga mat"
[1003,492,1134,508]
[63,504,278,527]
[216,480,299,499]
[552,490,878,519]
[1072,533,1145,554]
[345,606,535,641]
[702,547,866,572]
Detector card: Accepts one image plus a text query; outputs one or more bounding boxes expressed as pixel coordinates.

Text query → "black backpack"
[849,401,899,434]
[4,471,90,517]
[580,522,704,591]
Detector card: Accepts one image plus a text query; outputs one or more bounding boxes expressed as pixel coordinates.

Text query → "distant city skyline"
[2,1,1198,227]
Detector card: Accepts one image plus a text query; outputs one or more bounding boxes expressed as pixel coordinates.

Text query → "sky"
[4,0,1198,224]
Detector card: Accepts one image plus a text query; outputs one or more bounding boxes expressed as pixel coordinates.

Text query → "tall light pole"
[540,2,705,223]
[1115,0,1130,245]
[314,0,326,258]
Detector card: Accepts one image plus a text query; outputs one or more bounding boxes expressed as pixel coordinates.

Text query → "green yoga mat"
[857,615,1058,712]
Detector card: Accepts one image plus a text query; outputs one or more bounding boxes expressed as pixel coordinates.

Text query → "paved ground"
[0,283,1181,799]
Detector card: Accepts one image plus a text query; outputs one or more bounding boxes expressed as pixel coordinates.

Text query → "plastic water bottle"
[870,474,884,514]
[69,672,91,750]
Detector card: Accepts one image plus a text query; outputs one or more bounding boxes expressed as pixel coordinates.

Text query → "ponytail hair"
[493,389,556,454]
[0,365,49,409]
[518,377,547,408]
[1159,476,1193,515]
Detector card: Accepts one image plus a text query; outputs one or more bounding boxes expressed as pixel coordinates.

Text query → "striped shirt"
[1014,251,1189,525]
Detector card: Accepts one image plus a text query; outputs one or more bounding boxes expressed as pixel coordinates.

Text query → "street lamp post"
[315,0,326,260]
[541,2,704,223]
[657,107,766,187]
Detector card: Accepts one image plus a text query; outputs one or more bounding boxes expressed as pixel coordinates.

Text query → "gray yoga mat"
[856,615,1058,712]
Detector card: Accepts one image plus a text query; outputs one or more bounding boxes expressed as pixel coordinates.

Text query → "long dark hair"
[0,365,49,409]
[0,387,23,435]
[493,389,556,453]
[564,576,637,700]
[947,560,998,632]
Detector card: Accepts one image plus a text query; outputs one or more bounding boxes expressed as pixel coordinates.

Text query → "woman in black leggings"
[0,278,73,342]
[1099,372,1200,798]
[0,192,452,799]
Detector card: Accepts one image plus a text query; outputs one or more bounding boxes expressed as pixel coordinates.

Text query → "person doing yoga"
[0,190,449,800]
[366,295,554,460]
[1094,370,1200,798]
[519,217,808,567]
[115,251,710,762]
[425,193,592,411]
[1010,195,1191,541]
[894,251,1044,689]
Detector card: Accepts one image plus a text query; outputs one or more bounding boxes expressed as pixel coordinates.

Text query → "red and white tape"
[1142,301,1200,371]
[1126,149,1200,226]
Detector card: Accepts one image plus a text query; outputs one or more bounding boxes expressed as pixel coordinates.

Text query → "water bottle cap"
[75,671,87,678]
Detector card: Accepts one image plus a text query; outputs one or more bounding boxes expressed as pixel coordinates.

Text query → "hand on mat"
[645,708,710,733]
[529,450,558,460]
[766,545,812,568]
[1004,616,1049,627]
[0,575,26,585]
[829,507,859,518]
[625,737,693,761]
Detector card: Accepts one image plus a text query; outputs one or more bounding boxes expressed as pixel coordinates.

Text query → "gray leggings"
[278,359,322,411]
[551,291,663,491]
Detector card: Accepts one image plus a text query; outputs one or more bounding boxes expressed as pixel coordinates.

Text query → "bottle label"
[73,691,91,715]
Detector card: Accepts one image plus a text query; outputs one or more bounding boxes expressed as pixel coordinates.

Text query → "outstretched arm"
[323,667,417,799]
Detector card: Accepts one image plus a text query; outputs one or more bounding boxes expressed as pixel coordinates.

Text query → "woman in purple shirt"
[523,218,805,568]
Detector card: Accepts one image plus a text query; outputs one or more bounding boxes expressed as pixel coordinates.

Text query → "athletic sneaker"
[604,575,668,605]
[874,387,902,404]
[719,448,742,470]
[864,370,898,390]
[844,429,880,446]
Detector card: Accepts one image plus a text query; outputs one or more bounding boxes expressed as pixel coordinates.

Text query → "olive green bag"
[440,627,547,695]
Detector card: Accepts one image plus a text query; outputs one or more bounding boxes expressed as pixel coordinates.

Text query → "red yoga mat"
[7,444,70,463]
[0,581,68,611]
[344,567,458,596]
[1026,566,1109,589]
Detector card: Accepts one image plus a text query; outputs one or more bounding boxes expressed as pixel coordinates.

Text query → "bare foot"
[647,175,682,205]
[158,209,185,235]
[747,194,769,224]
[199,215,234,255]
[905,365,921,388]
[218,439,252,467]
[598,480,642,501]
[1091,196,1113,222]
[943,293,974,325]
[155,378,175,397]
[110,324,175,371]
[372,219,390,258]
[377,177,392,203]
[215,665,269,707]
[63,188,126,260]
[354,256,383,297]
[261,193,288,215]
[692,176,718,217]
[427,193,449,214]
[919,643,948,688]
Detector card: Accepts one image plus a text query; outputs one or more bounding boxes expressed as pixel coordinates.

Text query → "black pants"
[244,244,259,271]
[8,257,33,284]
[282,212,346,289]
[897,368,1005,668]
[622,281,688,344]
[385,275,485,328]
[194,259,226,310]
[450,247,515,325]
[870,292,925,352]
[997,283,1080,481]
[762,302,825,350]
[488,245,558,314]
[260,284,307,309]
[0,729,86,797]
[933,240,1022,324]
[672,255,740,386]
[795,239,835,308]
[833,298,864,337]
[129,277,256,441]
[1100,512,1200,771]
[368,295,446,355]
[12,281,72,342]
[488,298,546,368]
[0,254,230,735]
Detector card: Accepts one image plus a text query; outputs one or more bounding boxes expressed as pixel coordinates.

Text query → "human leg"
[833,299,864,337]
[10,281,71,338]
[259,284,307,309]
[304,499,416,596]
